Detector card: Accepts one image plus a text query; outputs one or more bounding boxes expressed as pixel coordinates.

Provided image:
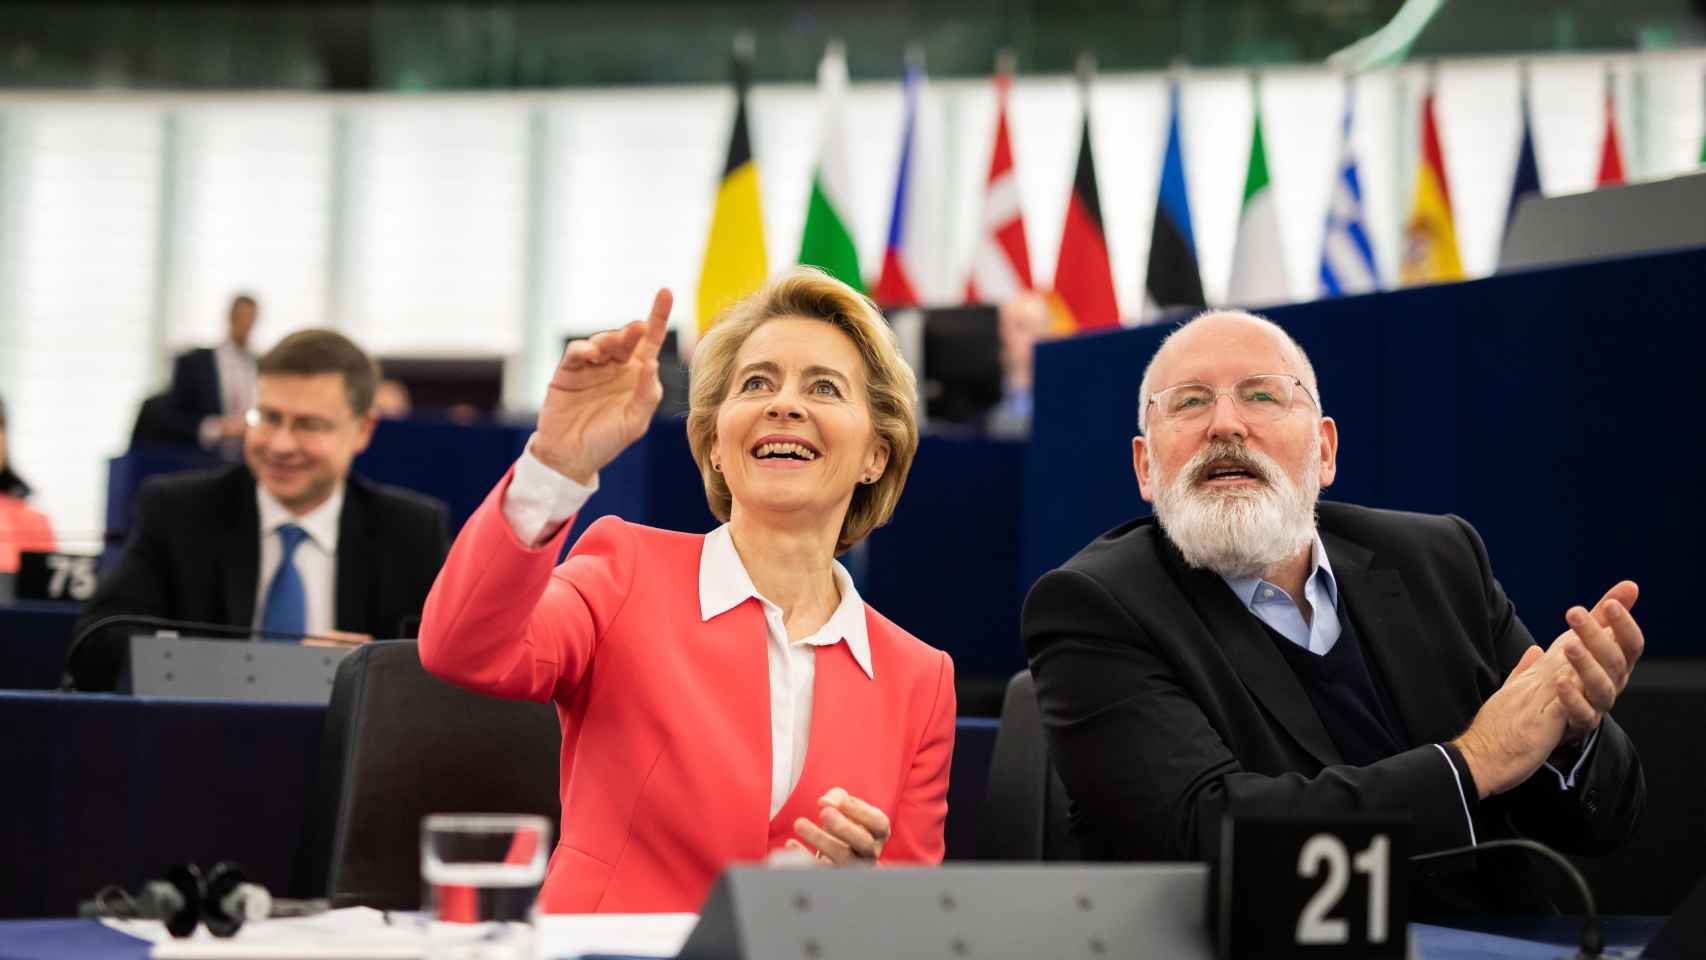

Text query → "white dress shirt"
[200,340,258,451]
[253,483,343,638]
[502,447,875,818]
[216,340,257,417]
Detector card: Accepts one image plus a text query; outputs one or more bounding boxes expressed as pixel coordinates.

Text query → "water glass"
[421,813,551,960]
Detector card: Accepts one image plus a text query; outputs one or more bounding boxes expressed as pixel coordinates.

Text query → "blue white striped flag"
[1318,95,1380,297]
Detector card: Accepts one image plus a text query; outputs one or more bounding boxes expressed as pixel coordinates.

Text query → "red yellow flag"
[1399,91,1463,286]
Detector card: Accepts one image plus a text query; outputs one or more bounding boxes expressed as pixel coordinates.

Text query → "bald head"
[1137,310,1319,434]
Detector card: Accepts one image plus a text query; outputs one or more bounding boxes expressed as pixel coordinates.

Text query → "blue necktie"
[260,523,309,639]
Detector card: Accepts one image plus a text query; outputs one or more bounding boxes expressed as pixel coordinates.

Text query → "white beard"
[1152,437,1320,579]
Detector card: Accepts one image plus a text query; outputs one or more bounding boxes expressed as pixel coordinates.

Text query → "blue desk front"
[0,600,81,690]
[0,693,998,920]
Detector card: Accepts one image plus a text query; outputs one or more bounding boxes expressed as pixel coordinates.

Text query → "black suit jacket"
[70,465,450,691]
[169,348,223,423]
[1024,501,1644,913]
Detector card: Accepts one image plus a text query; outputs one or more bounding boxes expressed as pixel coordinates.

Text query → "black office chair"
[294,640,561,909]
[976,669,1081,860]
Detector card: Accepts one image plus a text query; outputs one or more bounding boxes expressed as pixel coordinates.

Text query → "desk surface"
[0,917,1670,960]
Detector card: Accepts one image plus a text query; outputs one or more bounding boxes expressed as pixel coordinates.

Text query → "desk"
[1,692,999,919]
[0,600,83,690]
[0,693,323,919]
[0,917,1670,960]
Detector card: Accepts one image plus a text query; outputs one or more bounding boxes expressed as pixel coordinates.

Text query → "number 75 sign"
[1217,816,1410,959]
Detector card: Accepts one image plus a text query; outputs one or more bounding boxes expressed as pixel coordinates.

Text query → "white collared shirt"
[503,447,874,818]
[215,339,257,417]
[253,483,344,638]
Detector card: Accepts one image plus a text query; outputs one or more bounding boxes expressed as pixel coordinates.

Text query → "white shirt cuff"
[1433,743,1479,847]
[501,445,597,548]
[198,415,224,449]
[1539,726,1601,791]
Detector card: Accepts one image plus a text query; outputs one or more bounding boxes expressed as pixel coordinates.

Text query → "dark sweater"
[1264,601,1410,767]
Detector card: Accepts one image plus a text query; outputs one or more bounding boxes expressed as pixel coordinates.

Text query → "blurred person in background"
[420,268,954,913]
[373,378,413,419]
[0,392,58,574]
[169,293,260,459]
[986,291,1053,437]
[70,330,449,690]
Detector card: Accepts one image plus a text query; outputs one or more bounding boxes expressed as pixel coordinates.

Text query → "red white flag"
[965,70,1033,304]
[1596,71,1625,187]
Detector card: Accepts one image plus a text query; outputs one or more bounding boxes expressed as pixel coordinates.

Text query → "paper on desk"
[103,908,697,960]
[537,913,698,959]
[119,907,423,959]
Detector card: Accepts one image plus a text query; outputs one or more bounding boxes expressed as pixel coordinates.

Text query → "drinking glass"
[421,814,551,960]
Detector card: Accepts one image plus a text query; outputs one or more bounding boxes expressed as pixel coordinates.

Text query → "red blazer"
[419,470,956,914]
[0,495,56,574]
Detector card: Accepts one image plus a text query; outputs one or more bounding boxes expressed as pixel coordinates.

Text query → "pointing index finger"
[634,288,673,362]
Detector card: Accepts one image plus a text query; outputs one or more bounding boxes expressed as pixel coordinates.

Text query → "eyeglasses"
[244,407,346,438]
[1146,374,1316,428]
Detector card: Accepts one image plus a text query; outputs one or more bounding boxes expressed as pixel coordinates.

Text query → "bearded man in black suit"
[72,329,447,691]
[1023,310,1645,916]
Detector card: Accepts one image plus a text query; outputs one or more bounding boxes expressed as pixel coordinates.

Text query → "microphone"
[60,614,333,692]
[1412,838,1603,959]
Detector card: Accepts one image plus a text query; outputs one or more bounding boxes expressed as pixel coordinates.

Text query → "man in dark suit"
[166,293,260,457]
[1024,310,1645,915]
[72,329,449,691]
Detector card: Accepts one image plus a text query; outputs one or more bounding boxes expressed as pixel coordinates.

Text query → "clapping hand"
[1544,580,1643,745]
[1455,580,1642,798]
[530,289,673,484]
[786,787,891,867]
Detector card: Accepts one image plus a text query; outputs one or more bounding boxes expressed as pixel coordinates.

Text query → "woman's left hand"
[787,787,890,866]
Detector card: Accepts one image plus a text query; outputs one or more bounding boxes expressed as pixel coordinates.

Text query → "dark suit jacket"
[169,348,223,424]
[127,349,225,450]
[1024,501,1644,914]
[70,465,450,691]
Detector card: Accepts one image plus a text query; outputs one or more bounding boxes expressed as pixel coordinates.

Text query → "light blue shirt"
[1219,534,1341,655]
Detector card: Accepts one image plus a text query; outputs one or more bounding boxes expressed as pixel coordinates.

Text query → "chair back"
[976,669,1080,860]
[296,640,561,908]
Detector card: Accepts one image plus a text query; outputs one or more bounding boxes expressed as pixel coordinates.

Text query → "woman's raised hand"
[531,289,673,483]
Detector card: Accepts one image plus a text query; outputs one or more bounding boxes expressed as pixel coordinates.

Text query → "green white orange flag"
[1227,82,1289,306]
[798,41,863,291]
[1399,88,1464,286]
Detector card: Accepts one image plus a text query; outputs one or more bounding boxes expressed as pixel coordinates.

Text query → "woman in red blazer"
[419,268,955,914]
[0,394,57,574]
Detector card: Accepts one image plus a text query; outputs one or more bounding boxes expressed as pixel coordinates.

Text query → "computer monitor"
[918,305,1003,427]
[376,356,505,418]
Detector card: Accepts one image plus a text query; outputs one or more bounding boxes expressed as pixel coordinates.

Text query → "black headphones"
[84,862,273,938]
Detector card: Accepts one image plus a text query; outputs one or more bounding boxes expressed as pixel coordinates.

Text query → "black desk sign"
[1218,815,1410,960]
[16,551,98,602]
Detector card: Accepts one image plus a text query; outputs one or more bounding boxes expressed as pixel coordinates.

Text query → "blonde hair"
[686,267,919,554]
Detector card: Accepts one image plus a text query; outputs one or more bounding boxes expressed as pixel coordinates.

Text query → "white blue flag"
[1318,93,1379,297]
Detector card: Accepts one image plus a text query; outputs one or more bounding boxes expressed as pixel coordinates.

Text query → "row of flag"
[698,49,1702,337]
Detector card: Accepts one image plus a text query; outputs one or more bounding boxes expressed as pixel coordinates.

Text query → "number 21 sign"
[1217,816,1410,959]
